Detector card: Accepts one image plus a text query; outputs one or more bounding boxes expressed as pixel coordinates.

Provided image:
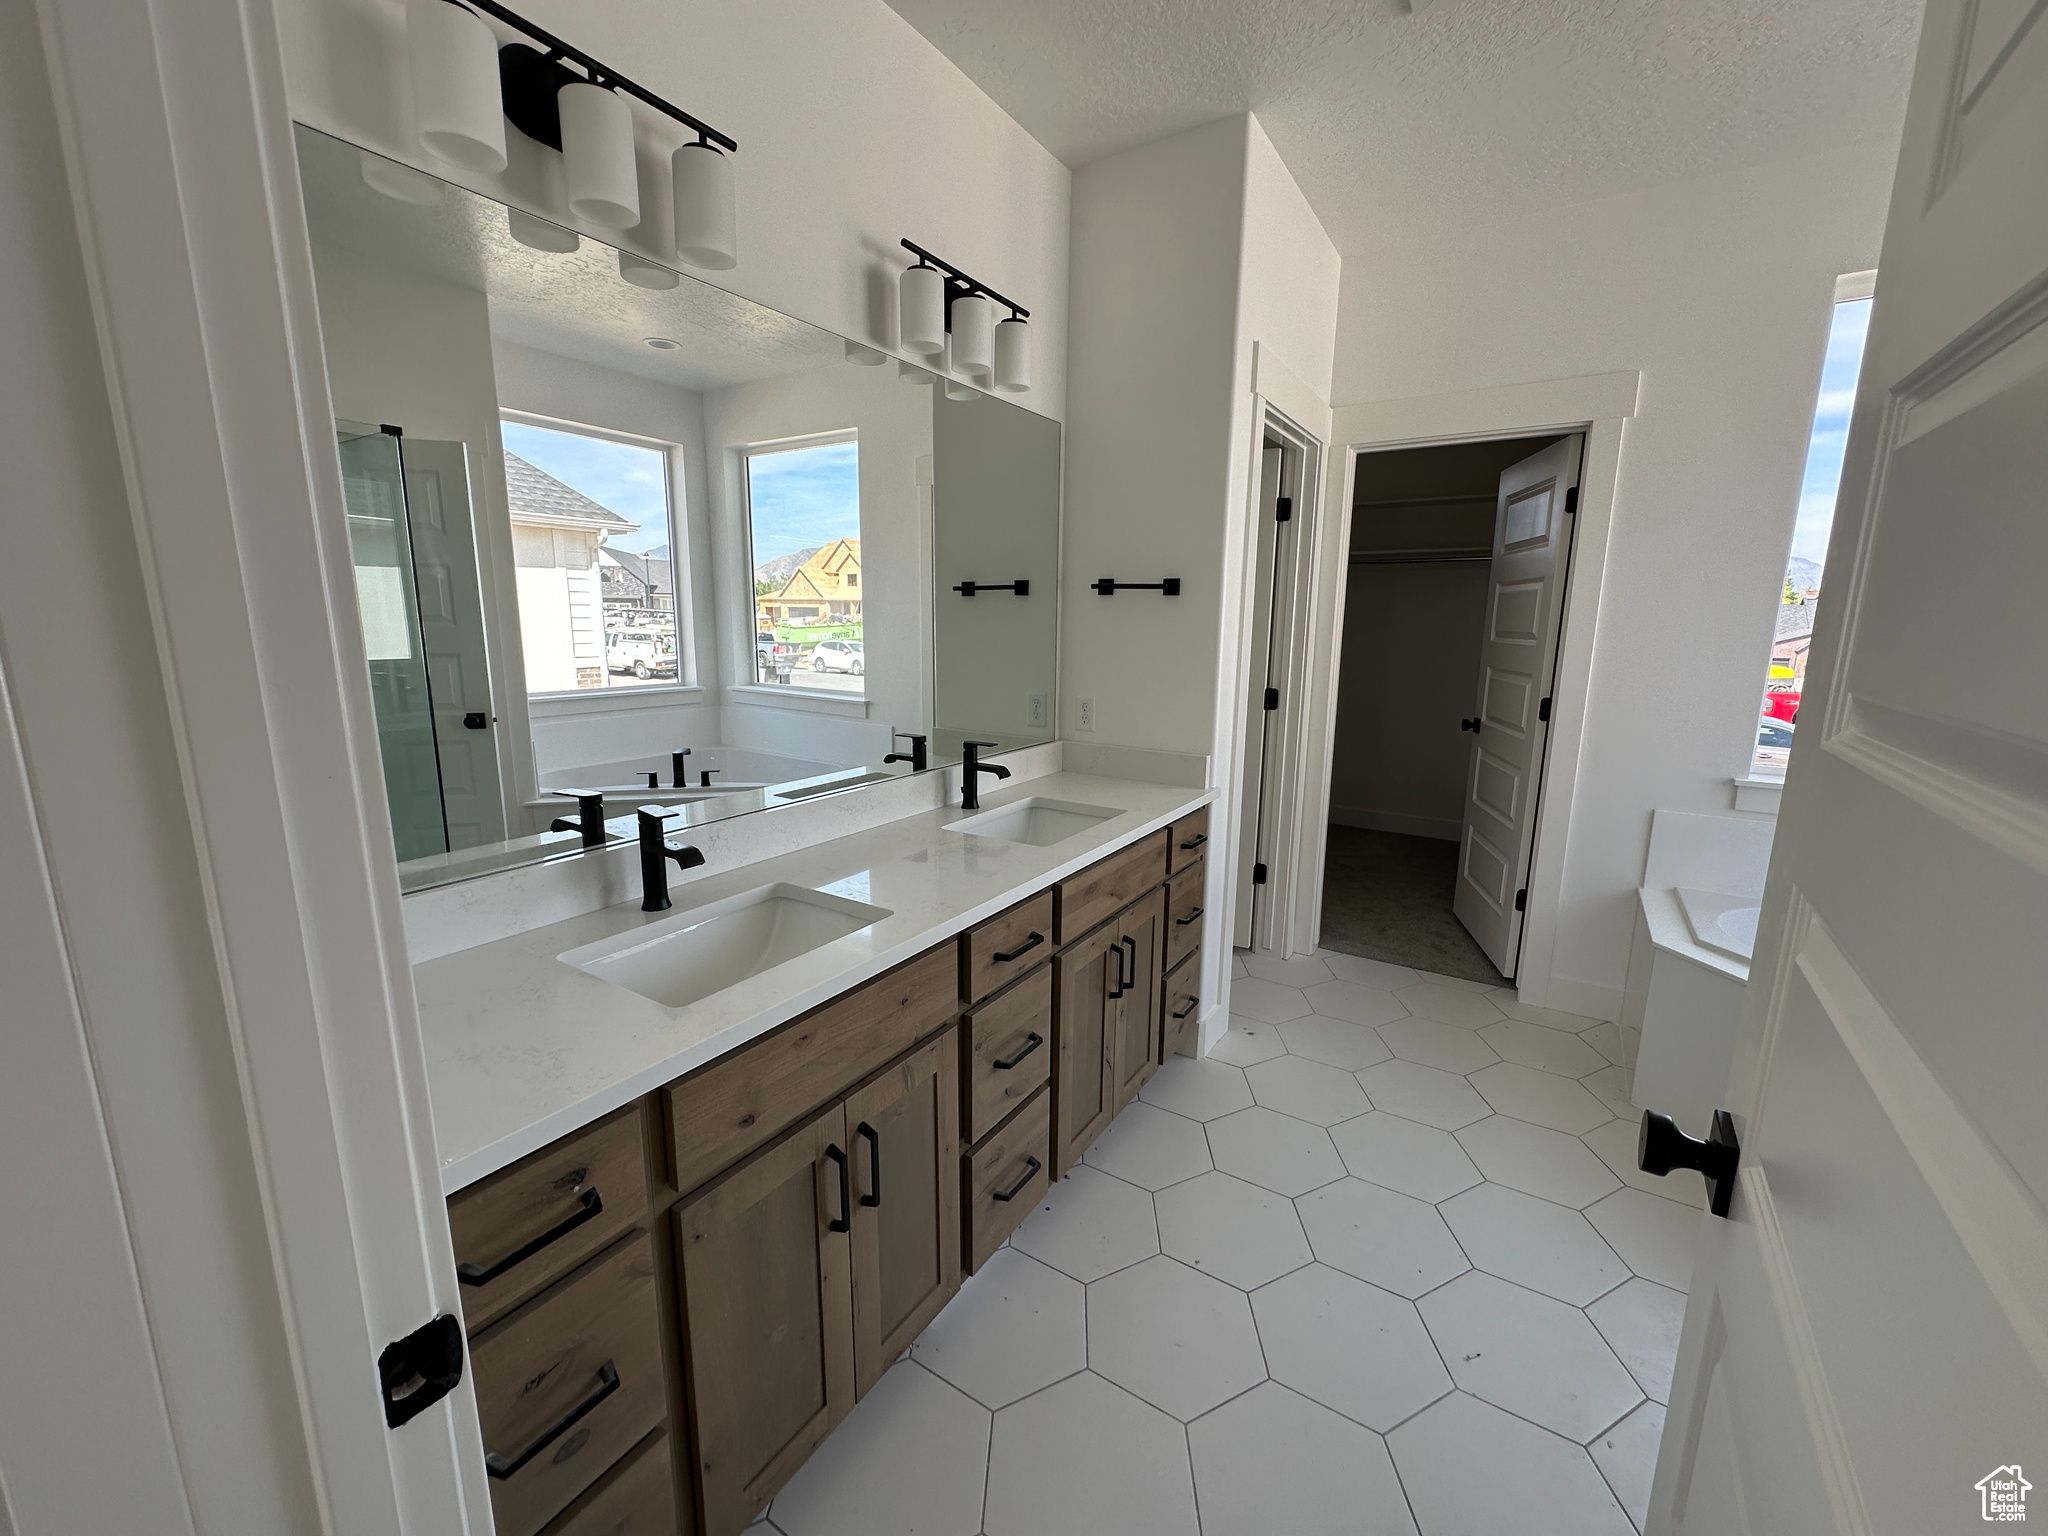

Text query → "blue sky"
[1787,297,1873,576]
[501,420,671,557]
[746,440,861,568]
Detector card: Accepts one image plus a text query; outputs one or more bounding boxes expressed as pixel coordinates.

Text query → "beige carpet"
[1319,825,1508,985]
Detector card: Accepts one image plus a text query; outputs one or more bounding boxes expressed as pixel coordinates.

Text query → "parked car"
[1755,715,1794,769]
[606,629,677,679]
[1763,689,1802,723]
[811,638,864,675]
[757,630,798,676]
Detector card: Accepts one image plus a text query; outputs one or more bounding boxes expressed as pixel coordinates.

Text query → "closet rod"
[1351,491,1498,508]
[1348,548,1492,565]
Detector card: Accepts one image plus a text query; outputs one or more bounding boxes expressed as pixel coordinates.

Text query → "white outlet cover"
[1077,697,1096,732]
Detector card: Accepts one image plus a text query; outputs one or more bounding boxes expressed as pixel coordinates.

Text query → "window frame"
[499,409,695,705]
[738,428,863,696]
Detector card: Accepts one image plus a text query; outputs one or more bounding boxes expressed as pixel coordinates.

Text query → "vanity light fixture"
[404,0,507,173]
[943,378,979,402]
[507,207,578,251]
[672,140,738,269]
[897,359,935,387]
[844,340,888,366]
[619,252,680,290]
[557,80,639,228]
[360,150,445,205]
[897,239,1030,393]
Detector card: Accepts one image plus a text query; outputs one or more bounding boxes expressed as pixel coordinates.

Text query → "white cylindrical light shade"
[361,151,444,206]
[994,317,1031,392]
[897,359,935,386]
[943,379,979,402]
[951,294,995,379]
[672,143,738,270]
[558,82,639,228]
[899,264,946,354]
[406,0,507,173]
[508,207,579,252]
[844,340,887,365]
[618,251,679,289]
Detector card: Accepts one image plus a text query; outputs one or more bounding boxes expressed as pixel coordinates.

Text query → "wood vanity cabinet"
[1052,918,1122,1177]
[1110,888,1166,1113]
[1162,944,1203,1064]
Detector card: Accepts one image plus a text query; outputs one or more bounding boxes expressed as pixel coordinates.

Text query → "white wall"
[1331,141,1897,1014]
[275,0,1071,420]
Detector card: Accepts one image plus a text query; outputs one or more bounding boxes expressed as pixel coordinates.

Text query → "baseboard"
[1537,975,1625,1024]
[1328,804,1462,842]
[1063,740,1212,789]
[1192,999,1228,1058]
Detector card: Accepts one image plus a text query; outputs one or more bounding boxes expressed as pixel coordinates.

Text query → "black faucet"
[884,731,929,773]
[641,771,660,789]
[637,807,706,912]
[960,741,1011,810]
[671,748,691,787]
[548,789,608,847]
[699,768,720,788]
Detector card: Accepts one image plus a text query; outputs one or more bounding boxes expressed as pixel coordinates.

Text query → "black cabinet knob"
[1638,1109,1741,1218]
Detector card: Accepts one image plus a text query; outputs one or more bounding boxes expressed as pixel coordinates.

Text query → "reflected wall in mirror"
[296,126,1060,891]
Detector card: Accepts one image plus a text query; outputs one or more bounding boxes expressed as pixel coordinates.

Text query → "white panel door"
[401,439,506,850]
[1648,2,2048,1529]
[1452,435,1580,976]
[1234,445,1287,949]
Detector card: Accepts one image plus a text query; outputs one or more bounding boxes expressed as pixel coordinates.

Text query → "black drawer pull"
[825,1144,851,1233]
[1178,832,1207,851]
[992,931,1045,964]
[484,1360,619,1479]
[1172,995,1200,1021]
[992,1032,1044,1071]
[455,1187,603,1287]
[856,1122,881,1208]
[1174,906,1205,928]
[991,1155,1043,1203]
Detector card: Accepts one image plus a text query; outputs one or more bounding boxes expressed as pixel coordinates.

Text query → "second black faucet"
[637,806,706,911]
[960,741,1010,810]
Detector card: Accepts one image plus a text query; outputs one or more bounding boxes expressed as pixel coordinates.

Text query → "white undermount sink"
[944,796,1121,847]
[558,883,891,1009]
[1675,887,1761,962]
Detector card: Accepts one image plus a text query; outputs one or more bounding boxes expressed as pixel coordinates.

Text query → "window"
[1752,286,1873,777]
[743,434,863,693]
[501,416,679,694]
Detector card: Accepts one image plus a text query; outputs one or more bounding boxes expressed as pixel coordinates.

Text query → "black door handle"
[825,1144,851,1232]
[1638,1109,1741,1218]
[462,711,489,730]
[1174,906,1205,927]
[456,1188,603,1286]
[993,931,1044,965]
[484,1360,619,1479]
[856,1122,881,1208]
[1460,717,1482,733]
[992,1032,1044,1071]
[991,1155,1043,1203]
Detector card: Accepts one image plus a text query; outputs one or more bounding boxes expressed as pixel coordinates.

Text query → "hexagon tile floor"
[747,950,1706,1536]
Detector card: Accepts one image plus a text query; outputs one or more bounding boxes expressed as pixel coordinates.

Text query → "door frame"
[1294,371,1638,1011]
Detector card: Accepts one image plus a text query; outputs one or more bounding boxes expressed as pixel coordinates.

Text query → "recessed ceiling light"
[643,336,681,350]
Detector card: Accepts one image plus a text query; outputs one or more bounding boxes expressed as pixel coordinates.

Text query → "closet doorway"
[1323,433,1581,984]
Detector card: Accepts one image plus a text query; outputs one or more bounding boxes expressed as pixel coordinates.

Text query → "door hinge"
[1275,495,1293,523]
[1564,487,1578,514]
[1263,687,1280,712]
[1252,862,1269,886]
[1514,888,1528,913]
[379,1314,464,1428]
[1538,696,1552,723]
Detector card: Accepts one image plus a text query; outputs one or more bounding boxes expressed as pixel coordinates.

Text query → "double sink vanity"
[415,771,1214,1536]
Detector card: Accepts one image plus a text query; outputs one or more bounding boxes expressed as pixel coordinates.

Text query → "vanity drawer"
[472,1234,668,1536]
[1164,861,1205,972]
[1161,946,1203,1064]
[963,1085,1051,1274]
[666,944,958,1196]
[537,1427,676,1536]
[963,966,1053,1143]
[449,1104,649,1333]
[1167,807,1210,877]
[963,890,1054,1004]
[1054,831,1167,944]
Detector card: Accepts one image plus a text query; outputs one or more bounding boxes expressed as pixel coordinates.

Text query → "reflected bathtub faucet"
[638,807,707,912]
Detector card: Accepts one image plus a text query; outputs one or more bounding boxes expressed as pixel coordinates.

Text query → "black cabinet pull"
[993,931,1044,964]
[856,1122,881,1208]
[825,1144,851,1233]
[992,1032,1044,1071]
[484,1360,619,1479]
[1638,1109,1741,1218]
[991,1155,1043,1203]
[1106,940,1125,1000]
[455,1187,602,1287]
[1178,832,1207,851]
[1172,995,1200,1021]
[1174,906,1205,928]
[1121,935,1138,990]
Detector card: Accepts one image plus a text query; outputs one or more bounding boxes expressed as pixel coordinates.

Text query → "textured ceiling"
[882,0,1920,248]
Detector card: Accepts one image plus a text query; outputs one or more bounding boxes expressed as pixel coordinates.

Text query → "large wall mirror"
[295,126,1060,891]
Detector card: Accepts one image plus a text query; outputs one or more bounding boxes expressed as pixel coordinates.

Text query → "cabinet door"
[1113,889,1166,1112]
[674,1103,853,1536]
[844,1030,961,1399]
[1052,918,1120,1177]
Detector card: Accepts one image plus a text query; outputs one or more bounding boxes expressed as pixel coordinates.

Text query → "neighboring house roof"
[1775,601,1817,643]
[601,546,673,597]
[504,451,636,532]
[771,538,861,604]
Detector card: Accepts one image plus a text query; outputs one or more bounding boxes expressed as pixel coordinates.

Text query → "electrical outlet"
[1076,697,1096,732]
[1026,693,1047,728]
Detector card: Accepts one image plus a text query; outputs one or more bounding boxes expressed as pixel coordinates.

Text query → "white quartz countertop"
[416,772,1212,1193]
[1637,887,1749,983]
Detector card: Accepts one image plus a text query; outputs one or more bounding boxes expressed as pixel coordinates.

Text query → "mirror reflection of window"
[743,435,864,694]
[500,417,680,694]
